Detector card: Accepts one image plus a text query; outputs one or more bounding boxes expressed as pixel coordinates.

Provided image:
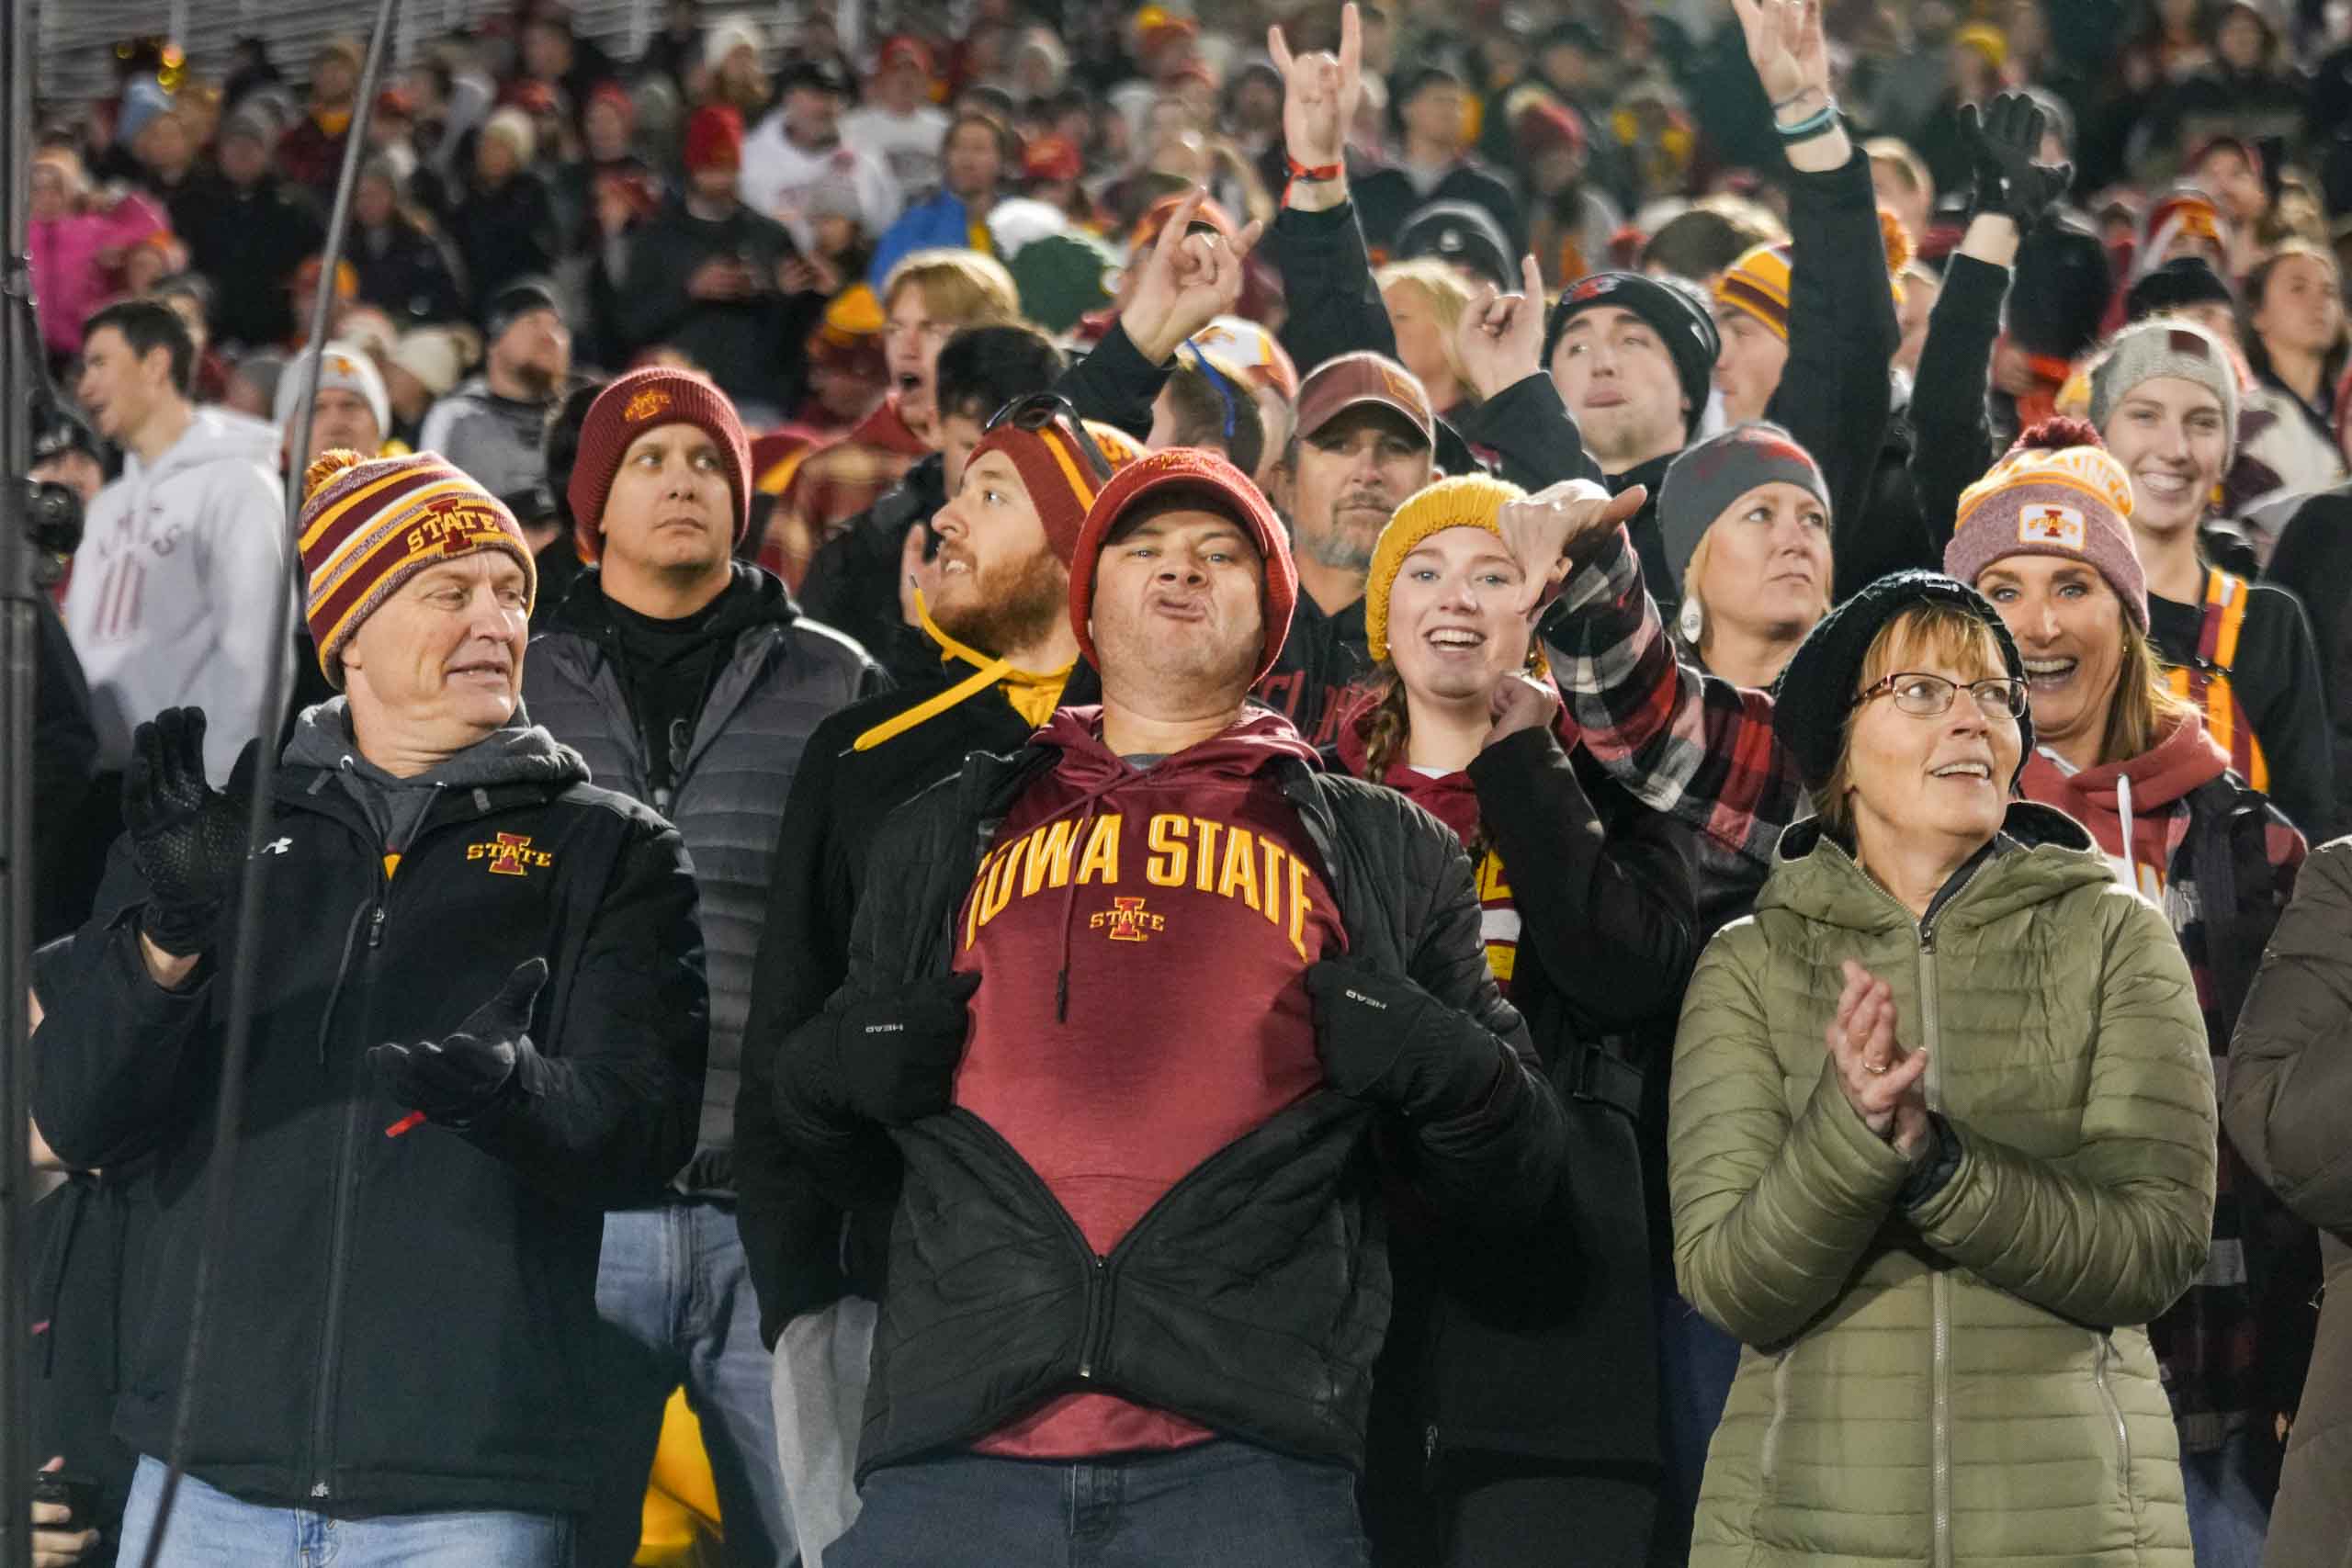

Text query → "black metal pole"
[0,0,42,1555]
[135,1,402,1560]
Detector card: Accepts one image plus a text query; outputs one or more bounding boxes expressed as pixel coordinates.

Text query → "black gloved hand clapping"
[369,958,547,1127]
[1304,963,1508,1122]
[122,708,256,958]
[782,972,980,1128]
[1959,93,2073,229]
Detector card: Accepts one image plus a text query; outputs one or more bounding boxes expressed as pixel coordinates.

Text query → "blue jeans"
[114,1455,571,1566]
[825,1440,1369,1568]
[1656,1280,1741,1564]
[580,1200,790,1567]
[2182,1429,2270,1568]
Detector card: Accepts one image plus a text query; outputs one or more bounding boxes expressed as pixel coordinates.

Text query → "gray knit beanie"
[2087,318,2240,470]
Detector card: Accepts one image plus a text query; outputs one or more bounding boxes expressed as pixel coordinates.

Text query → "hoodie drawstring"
[2117,772,2138,895]
[850,592,1074,753]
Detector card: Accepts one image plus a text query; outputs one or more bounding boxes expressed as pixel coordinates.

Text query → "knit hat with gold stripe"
[964,401,1119,565]
[1714,208,1913,342]
[1364,473,1528,663]
[299,448,536,687]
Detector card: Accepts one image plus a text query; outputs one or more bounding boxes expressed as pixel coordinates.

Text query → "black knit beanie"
[2122,254,2236,325]
[1543,271,1721,422]
[1770,570,2032,791]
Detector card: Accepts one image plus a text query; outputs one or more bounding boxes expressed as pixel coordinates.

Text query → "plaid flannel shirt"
[1545,525,1805,872]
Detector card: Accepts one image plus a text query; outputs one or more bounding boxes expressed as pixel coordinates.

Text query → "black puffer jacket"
[524,564,883,1188]
[31,712,707,1517]
[774,735,1569,1479]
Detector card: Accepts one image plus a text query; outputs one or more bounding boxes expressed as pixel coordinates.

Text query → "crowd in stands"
[18,0,2352,1565]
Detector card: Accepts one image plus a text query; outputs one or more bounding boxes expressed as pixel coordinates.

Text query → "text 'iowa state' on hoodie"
[62,407,291,782]
[2019,710,2230,902]
[949,704,1346,1461]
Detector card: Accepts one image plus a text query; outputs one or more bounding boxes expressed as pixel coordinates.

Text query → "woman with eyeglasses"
[1667,567,2213,1566]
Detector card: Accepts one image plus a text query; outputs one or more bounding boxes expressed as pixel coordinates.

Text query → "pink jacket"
[29,190,171,358]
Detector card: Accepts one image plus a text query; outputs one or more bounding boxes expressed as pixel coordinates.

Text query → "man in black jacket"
[616,106,807,419]
[168,102,324,352]
[34,448,707,1564]
[523,366,881,1568]
[774,441,1566,1566]
[738,197,1257,1565]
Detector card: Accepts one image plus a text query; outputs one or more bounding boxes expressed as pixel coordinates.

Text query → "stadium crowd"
[17,0,2352,1564]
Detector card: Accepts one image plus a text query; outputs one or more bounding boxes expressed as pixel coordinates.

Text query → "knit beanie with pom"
[297,448,535,686]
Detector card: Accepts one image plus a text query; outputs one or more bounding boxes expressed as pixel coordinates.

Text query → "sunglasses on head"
[984,391,1116,479]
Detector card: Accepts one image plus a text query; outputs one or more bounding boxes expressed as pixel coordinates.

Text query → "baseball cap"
[777,57,854,97]
[1294,352,1435,448]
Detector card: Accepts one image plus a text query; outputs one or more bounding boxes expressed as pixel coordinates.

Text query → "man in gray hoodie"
[63,298,289,783]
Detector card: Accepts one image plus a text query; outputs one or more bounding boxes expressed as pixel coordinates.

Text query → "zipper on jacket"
[2091,1334,2132,1500]
[306,844,401,1499]
[1917,928,1953,1568]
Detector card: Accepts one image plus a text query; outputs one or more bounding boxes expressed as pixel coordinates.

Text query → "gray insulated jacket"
[524,564,883,1187]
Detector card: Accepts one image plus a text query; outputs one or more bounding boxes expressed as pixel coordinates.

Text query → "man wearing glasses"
[521,363,886,1567]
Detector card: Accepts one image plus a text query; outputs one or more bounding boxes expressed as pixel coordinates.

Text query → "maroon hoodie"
[2017,710,2229,900]
[951,705,1345,1460]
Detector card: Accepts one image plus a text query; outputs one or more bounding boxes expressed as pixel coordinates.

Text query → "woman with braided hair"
[1329,472,1698,1566]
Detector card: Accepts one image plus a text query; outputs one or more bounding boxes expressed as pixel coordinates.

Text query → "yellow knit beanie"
[1363,474,1529,663]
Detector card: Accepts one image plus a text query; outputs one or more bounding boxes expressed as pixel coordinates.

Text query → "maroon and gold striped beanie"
[298,448,537,687]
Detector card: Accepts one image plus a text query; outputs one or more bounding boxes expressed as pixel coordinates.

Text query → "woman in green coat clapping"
[1668,571,2217,1567]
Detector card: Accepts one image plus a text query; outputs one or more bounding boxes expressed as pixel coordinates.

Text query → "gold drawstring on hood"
[850,590,1076,753]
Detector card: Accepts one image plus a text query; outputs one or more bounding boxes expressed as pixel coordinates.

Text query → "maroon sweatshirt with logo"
[950,705,1345,1459]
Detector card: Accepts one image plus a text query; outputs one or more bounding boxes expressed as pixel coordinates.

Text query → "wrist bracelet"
[1770,85,1826,110]
[1775,102,1839,142]
[1285,155,1343,182]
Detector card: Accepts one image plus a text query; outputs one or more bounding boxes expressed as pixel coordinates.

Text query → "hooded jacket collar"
[547,559,793,645]
[285,696,587,850]
[1763,801,2104,936]
[2018,711,2229,893]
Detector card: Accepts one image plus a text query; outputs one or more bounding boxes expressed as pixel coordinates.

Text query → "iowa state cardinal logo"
[2018,503,2086,550]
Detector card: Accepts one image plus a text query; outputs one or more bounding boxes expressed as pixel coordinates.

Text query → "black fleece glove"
[1305,963,1509,1122]
[123,709,258,958]
[783,972,981,1128]
[1959,93,2073,229]
[369,958,547,1127]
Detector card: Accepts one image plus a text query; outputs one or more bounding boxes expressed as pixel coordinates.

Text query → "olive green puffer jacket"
[1671,806,2217,1568]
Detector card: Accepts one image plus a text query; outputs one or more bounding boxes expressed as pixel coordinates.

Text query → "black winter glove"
[369,958,547,1127]
[1959,93,2073,229]
[782,972,980,1128]
[1304,962,1509,1122]
[122,708,256,958]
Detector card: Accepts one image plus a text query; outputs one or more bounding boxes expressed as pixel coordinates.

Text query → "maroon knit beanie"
[569,367,752,564]
[1068,447,1297,684]
[965,406,1121,566]
[1944,421,2148,632]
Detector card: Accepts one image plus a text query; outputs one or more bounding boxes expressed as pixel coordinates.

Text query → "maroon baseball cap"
[1294,352,1435,448]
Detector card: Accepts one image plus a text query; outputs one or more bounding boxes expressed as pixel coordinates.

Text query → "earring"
[1677,596,1704,646]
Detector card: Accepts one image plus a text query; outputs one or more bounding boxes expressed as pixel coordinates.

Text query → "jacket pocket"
[2091,1333,2134,1506]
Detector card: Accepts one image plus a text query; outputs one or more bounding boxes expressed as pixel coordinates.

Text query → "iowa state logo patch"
[467,831,553,876]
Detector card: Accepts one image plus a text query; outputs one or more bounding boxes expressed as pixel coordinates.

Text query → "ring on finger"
[1865,1060,1888,1076]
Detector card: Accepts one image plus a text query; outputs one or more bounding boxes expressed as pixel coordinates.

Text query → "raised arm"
[1506,488,1805,870]
[1909,96,2075,554]
[1262,6,1396,373]
[1451,254,1607,491]
[1736,0,1901,597]
[1470,694,1698,1031]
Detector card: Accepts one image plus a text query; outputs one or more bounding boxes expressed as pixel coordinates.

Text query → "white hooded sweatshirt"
[64,408,292,782]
